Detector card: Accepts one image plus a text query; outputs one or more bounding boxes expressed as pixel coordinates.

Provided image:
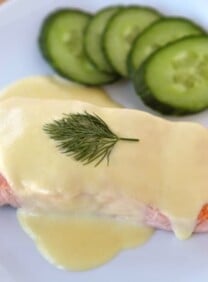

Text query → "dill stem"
[119,137,139,142]
[44,112,140,166]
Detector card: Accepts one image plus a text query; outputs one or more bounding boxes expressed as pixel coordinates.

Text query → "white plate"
[1,1,208,281]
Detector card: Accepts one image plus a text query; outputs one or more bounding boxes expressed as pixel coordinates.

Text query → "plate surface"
[1,1,208,281]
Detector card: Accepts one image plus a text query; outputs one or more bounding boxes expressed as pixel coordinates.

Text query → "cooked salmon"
[1,174,208,233]
[1,95,208,239]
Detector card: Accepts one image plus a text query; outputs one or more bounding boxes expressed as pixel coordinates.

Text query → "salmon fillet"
[1,174,208,233]
[0,175,19,207]
[144,205,208,233]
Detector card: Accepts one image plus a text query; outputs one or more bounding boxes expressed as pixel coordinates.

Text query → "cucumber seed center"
[171,51,208,91]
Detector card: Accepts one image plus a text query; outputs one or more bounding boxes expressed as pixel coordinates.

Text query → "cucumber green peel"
[84,6,123,74]
[39,9,118,86]
[39,6,208,116]
[128,17,204,78]
[103,6,161,77]
[133,36,208,115]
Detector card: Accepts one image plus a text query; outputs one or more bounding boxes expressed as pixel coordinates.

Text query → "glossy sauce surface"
[1,76,208,270]
[0,75,120,107]
[1,97,208,238]
[18,210,153,270]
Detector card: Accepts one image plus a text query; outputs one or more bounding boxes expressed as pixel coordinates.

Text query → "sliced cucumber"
[128,17,204,78]
[103,6,161,77]
[39,9,118,86]
[84,6,122,73]
[133,36,208,115]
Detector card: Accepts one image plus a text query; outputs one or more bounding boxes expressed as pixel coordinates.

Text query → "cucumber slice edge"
[39,9,119,86]
[127,16,206,78]
[103,5,162,77]
[84,5,123,74]
[133,35,208,115]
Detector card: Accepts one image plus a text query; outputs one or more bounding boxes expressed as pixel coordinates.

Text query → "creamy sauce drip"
[1,96,208,238]
[1,76,208,270]
[0,75,120,108]
[18,210,153,271]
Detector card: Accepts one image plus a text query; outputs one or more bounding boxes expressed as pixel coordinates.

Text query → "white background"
[1,1,208,281]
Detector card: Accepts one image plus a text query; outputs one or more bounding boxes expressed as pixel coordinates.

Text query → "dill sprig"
[43,112,139,166]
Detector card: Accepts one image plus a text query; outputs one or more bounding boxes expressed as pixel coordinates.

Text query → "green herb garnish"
[43,112,139,166]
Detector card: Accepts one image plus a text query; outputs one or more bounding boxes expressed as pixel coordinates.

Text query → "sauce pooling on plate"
[18,210,153,271]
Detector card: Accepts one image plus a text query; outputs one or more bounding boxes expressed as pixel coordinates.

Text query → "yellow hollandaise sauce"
[0,75,120,107]
[18,210,153,271]
[1,76,208,271]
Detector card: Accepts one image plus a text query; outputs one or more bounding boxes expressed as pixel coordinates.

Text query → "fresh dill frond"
[43,112,139,166]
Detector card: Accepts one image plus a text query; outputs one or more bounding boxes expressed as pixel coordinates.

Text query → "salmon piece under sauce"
[1,174,208,233]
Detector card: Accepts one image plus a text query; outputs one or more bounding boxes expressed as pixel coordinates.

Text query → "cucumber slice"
[103,6,160,77]
[133,36,208,115]
[39,9,118,86]
[84,6,122,73]
[128,17,204,78]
